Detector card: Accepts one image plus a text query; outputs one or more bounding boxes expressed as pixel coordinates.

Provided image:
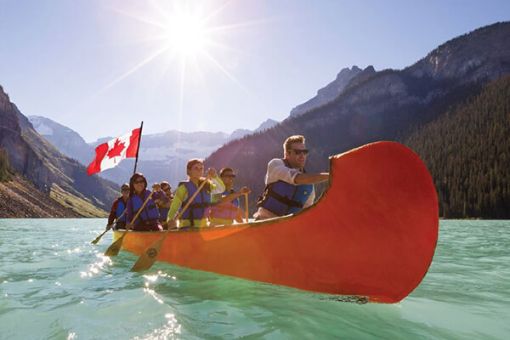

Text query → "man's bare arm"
[294,172,329,185]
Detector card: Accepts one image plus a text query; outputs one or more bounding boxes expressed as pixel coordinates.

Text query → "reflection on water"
[134,313,182,339]
[80,253,112,278]
[0,219,509,339]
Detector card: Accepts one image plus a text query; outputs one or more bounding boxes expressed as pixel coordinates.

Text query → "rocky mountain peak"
[290,65,374,118]
[255,118,279,132]
[343,65,377,91]
[334,65,362,81]
[408,22,510,82]
[28,115,93,165]
[335,65,362,80]
[316,66,362,97]
[0,85,21,134]
[0,86,13,113]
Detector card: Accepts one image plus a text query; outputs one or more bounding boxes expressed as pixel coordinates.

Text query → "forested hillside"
[404,76,510,218]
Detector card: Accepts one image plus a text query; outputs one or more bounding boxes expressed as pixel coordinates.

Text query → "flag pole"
[133,121,143,175]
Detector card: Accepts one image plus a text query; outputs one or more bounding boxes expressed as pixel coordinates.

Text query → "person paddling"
[160,181,173,200]
[157,181,173,229]
[126,173,162,231]
[107,183,130,230]
[208,167,251,226]
[167,159,225,229]
[254,135,329,220]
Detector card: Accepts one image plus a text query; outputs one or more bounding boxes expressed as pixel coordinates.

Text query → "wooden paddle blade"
[91,229,108,245]
[104,233,126,257]
[130,238,164,272]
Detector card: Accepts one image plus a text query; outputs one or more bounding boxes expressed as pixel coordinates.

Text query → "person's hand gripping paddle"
[104,192,154,257]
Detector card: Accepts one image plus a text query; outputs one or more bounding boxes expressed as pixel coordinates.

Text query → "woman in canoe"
[126,173,162,231]
[167,159,225,229]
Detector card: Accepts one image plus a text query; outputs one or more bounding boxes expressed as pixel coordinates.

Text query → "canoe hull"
[114,141,438,303]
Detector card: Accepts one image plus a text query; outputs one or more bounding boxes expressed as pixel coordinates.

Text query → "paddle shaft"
[174,178,210,222]
[113,208,127,226]
[244,193,249,223]
[127,191,154,229]
[91,205,127,244]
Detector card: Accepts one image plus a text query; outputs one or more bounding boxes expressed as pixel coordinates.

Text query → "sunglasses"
[291,149,309,155]
[134,180,145,184]
[162,187,171,190]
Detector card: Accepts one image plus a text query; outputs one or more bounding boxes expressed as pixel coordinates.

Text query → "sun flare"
[164,12,209,57]
[103,1,262,103]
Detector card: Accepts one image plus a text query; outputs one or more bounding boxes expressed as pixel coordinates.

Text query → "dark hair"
[219,167,235,177]
[160,180,171,190]
[186,158,203,171]
[129,172,147,197]
[186,158,204,176]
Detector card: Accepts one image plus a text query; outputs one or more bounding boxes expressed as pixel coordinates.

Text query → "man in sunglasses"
[254,135,329,220]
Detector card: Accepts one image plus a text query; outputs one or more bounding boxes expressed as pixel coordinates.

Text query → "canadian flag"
[87,127,141,175]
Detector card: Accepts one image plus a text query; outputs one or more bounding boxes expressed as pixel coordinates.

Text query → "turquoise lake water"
[0,219,509,339]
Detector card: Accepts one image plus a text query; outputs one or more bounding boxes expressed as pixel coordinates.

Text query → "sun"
[163,11,210,57]
[102,1,260,99]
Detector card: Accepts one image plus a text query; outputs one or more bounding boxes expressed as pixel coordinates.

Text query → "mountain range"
[28,116,279,187]
[205,22,510,218]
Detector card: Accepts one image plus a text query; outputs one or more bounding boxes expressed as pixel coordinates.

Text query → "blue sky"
[0,0,509,142]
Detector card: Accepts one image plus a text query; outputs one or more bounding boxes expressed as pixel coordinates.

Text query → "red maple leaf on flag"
[107,139,126,158]
[87,126,141,176]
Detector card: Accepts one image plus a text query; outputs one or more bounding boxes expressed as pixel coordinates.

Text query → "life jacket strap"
[263,187,303,208]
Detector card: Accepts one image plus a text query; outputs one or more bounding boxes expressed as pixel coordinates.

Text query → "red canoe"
[113,141,439,303]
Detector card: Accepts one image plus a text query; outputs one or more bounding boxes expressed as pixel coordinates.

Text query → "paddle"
[91,209,126,245]
[104,191,154,257]
[91,226,111,245]
[130,178,209,272]
[244,193,249,223]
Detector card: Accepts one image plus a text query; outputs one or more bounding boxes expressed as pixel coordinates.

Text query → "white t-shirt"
[254,158,315,219]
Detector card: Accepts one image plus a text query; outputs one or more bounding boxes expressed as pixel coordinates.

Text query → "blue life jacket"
[129,190,160,226]
[220,189,240,208]
[257,160,313,216]
[159,207,169,222]
[226,189,240,208]
[153,191,170,222]
[209,189,240,221]
[180,181,212,226]
[115,198,127,223]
